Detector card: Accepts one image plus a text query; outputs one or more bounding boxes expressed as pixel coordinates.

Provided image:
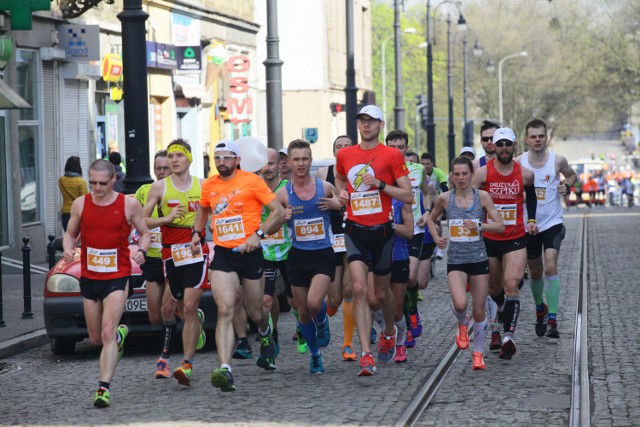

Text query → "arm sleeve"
[525,184,537,220]
[439,182,449,192]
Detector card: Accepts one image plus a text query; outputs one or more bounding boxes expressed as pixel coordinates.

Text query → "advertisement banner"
[59,25,100,62]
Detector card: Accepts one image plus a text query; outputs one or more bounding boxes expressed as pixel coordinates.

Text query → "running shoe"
[273,329,280,358]
[370,327,378,345]
[256,356,276,370]
[93,387,110,408]
[547,319,560,339]
[316,317,331,348]
[211,367,236,392]
[259,330,276,359]
[155,358,171,379]
[518,278,525,290]
[535,304,549,337]
[357,353,376,377]
[435,247,444,260]
[196,309,206,351]
[326,303,338,317]
[456,322,469,350]
[232,338,253,359]
[310,353,325,374]
[173,361,193,386]
[394,345,407,363]
[116,324,128,361]
[472,351,486,370]
[405,330,416,348]
[417,292,424,302]
[377,327,397,364]
[342,344,357,361]
[499,338,517,360]
[297,332,309,354]
[409,311,423,338]
[489,331,502,351]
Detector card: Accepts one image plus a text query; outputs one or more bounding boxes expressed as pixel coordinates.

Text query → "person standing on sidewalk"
[428,156,504,370]
[471,127,538,360]
[193,140,284,392]
[334,105,413,376]
[63,159,150,408]
[518,118,576,339]
[58,155,88,231]
[143,139,210,387]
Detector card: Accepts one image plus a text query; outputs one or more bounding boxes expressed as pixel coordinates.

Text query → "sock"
[529,278,544,307]
[373,309,385,331]
[221,363,231,372]
[292,308,300,322]
[452,305,468,325]
[273,328,279,345]
[98,381,110,391]
[473,318,488,353]
[502,296,520,335]
[298,320,319,355]
[314,300,328,326]
[545,276,561,318]
[407,287,419,311]
[342,299,355,347]
[161,320,177,358]
[326,300,338,317]
[491,289,505,308]
[403,293,411,327]
[395,316,407,346]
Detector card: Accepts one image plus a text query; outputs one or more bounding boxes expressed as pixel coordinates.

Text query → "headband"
[167,144,192,162]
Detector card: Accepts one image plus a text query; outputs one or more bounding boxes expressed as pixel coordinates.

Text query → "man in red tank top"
[63,159,150,408]
[472,127,538,360]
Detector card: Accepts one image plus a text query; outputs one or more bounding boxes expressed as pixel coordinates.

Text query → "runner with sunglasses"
[474,120,501,169]
[471,128,538,360]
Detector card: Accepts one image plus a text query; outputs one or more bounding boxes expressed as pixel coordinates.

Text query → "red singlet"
[482,159,525,241]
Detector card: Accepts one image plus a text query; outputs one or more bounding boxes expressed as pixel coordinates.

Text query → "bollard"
[47,235,56,269]
[0,249,5,327]
[21,237,34,319]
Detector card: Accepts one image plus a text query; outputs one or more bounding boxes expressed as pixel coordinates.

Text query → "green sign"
[0,0,50,30]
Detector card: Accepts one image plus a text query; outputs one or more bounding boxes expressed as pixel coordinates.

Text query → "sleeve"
[390,150,409,180]
[199,178,212,208]
[435,168,448,184]
[335,150,345,177]
[254,176,277,206]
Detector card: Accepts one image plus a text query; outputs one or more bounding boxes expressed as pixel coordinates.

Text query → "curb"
[0,329,48,359]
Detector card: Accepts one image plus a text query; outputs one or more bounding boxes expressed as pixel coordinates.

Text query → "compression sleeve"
[525,184,537,221]
[439,182,449,193]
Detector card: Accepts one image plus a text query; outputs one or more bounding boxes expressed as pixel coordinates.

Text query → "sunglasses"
[494,140,515,148]
[89,180,111,186]
[481,136,494,142]
[213,155,238,162]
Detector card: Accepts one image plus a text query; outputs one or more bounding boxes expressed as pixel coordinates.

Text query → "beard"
[218,165,235,177]
[496,150,513,165]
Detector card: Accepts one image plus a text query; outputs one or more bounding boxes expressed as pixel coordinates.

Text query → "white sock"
[395,317,406,346]
[473,319,488,353]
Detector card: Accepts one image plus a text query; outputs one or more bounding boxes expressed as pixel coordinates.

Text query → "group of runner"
[63,105,576,407]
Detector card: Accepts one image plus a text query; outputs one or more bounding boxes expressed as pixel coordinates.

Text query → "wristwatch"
[191,229,202,237]
[255,229,265,239]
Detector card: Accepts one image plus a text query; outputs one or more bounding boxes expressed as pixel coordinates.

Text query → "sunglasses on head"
[494,140,514,148]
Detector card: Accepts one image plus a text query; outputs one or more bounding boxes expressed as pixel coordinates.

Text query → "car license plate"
[125,298,147,312]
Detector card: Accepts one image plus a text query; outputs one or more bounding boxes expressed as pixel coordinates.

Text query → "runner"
[518,118,577,339]
[428,156,504,370]
[275,139,341,373]
[472,128,538,359]
[143,139,210,386]
[334,105,412,376]
[193,139,284,392]
[474,120,500,168]
[420,152,448,260]
[63,159,150,407]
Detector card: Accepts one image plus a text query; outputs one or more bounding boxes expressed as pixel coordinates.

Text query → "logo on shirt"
[348,160,375,191]
[213,189,241,215]
[488,180,521,198]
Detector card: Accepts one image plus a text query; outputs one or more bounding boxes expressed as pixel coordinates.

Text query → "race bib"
[350,190,382,216]
[263,227,286,245]
[294,217,326,241]
[214,215,245,242]
[535,187,546,201]
[87,247,117,273]
[332,233,346,253]
[493,204,517,225]
[149,227,162,249]
[171,243,204,267]
[448,219,480,242]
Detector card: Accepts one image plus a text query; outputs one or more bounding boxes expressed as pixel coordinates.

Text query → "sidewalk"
[0,256,50,359]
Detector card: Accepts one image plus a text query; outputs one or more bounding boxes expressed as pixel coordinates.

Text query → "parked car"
[44,243,217,355]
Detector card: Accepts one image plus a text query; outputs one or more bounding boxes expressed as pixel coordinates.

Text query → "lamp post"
[498,51,527,125]
[462,35,484,147]
[446,13,467,168]
[382,27,417,132]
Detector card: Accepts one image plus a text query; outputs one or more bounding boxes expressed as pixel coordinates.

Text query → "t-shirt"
[428,167,448,194]
[336,143,409,227]
[200,170,276,249]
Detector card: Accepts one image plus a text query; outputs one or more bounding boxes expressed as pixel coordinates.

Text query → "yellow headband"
[167,144,192,162]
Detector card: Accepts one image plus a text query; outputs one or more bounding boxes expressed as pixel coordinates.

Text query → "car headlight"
[47,274,80,293]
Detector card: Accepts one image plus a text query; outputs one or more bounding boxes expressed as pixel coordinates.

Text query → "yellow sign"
[102,53,123,82]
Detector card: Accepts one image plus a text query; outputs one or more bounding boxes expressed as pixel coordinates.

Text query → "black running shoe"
[535,305,548,337]
[259,330,276,359]
[499,338,517,360]
[232,338,253,359]
[546,320,560,339]
[489,331,502,351]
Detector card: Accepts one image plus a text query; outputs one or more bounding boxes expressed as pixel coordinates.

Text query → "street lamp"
[498,51,527,125]
[446,13,467,168]
[462,34,484,147]
[382,27,417,132]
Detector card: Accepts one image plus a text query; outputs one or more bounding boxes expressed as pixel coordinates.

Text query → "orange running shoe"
[456,322,469,350]
[472,351,486,370]
[357,353,376,377]
[155,358,171,378]
[342,344,357,361]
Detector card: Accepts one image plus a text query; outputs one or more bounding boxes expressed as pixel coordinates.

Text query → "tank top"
[407,161,425,234]
[261,179,292,261]
[286,178,333,250]
[446,189,487,264]
[392,198,409,262]
[482,159,525,241]
[133,183,162,259]
[520,152,562,232]
[80,193,131,280]
[420,192,434,244]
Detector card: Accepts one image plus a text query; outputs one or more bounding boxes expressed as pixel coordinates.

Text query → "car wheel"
[51,338,76,355]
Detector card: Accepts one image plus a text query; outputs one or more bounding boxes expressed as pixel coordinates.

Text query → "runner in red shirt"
[334,105,412,376]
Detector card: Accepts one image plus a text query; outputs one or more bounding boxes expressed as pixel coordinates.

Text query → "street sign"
[0,0,50,30]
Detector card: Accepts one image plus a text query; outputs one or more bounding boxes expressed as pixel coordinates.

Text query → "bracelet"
[378,181,386,191]
[191,229,202,237]
[527,219,537,224]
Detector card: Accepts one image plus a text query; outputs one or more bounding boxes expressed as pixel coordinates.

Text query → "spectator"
[108,152,126,193]
[58,156,88,231]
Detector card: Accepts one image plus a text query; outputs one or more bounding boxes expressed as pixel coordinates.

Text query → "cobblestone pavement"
[1,209,638,426]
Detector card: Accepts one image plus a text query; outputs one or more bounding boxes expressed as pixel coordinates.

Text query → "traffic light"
[330,102,346,116]
[420,104,429,130]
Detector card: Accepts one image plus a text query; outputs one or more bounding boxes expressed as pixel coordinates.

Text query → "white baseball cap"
[459,146,476,158]
[214,139,240,156]
[356,105,384,121]
[279,147,288,157]
[492,127,516,144]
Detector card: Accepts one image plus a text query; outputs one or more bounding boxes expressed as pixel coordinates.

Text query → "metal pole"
[381,35,390,133]
[462,33,471,147]
[446,14,455,169]
[498,51,527,126]
[264,0,284,150]
[393,0,404,130]
[345,0,358,141]
[21,237,33,319]
[118,0,152,194]
[426,0,436,157]
[47,235,56,269]
[0,249,5,327]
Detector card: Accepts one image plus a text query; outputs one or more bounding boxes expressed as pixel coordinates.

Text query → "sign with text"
[59,25,100,62]
[176,46,201,71]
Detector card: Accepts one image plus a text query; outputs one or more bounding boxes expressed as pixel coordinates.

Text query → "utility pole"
[264,0,284,150]
[345,0,358,141]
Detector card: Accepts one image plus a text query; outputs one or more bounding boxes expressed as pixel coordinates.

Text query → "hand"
[416,212,429,227]
[63,248,75,264]
[361,173,376,187]
[558,183,568,197]
[167,205,186,222]
[317,190,341,211]
[463,219,478,231]
[527,222,539,235]
[133,250,146,265]
[435,236,448,249]
[284,206,292,221]
[238,233,261,254]
[338,190,350,206]
[190,235,201,255]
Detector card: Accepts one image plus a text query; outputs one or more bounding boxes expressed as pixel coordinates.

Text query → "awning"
[0,78,30,109]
